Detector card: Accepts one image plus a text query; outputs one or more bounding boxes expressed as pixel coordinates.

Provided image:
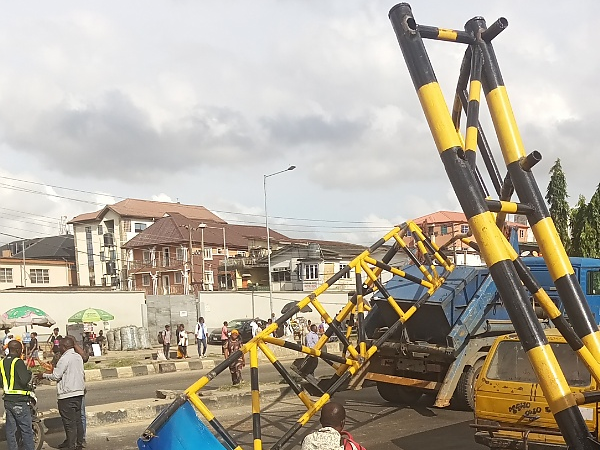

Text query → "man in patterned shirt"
[301,402,364,450]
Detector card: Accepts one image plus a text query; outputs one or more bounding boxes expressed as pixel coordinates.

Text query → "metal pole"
[264,174,274,317]
[22,240,26,287]
[189,227,194,292]
[251,288,255,318]
[200,224,206,291]
[222,227,228,290]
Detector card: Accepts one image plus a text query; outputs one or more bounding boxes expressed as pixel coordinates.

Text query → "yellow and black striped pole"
[249,345,262,450]
[389,4,595,449]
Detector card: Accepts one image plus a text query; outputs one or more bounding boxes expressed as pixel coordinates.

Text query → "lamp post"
[199,223,206,291]
[264,165,296,317]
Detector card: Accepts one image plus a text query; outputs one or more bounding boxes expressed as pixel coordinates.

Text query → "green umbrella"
[2,305,56,327]
[68,308,115,323]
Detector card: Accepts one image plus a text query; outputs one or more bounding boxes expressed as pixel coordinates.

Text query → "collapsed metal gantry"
[138,4,600,450]
[138,221,457,450]
[389,3,600,450]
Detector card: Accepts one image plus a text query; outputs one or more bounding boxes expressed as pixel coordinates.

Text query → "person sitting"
[301,402,365,450]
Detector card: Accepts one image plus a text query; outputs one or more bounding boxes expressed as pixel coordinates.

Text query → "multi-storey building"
[68,199,225,288]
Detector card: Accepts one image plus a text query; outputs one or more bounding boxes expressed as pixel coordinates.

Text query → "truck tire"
[376,382,422,405]
[454,359,484,410]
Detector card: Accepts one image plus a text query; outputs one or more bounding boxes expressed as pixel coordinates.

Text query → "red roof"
[69,198,225,224]
[411,210,467,225]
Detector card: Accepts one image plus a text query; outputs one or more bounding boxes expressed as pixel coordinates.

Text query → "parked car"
[208,318,268,344]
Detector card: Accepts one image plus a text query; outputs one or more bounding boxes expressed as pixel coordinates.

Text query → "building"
[122,213,290,295]
[0,235,77,289]
[410,210,536,265]
[68,198,225,289]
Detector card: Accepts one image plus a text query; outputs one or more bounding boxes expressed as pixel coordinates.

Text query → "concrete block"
[157,362,176,373]
[174,361,190,372]
[201,359,215,370]
[146,364,156,375]
[132,365,149,377]
[84,369,103,382]
[187,360,203,371]
[116,366,134,378]
[100,368,118,379]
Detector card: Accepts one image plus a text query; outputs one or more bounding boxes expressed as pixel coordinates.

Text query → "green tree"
[545,159,571,251]
[587,184,600,258]
[570,195,587,256]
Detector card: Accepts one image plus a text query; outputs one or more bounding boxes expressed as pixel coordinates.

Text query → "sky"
[0,0,598,247]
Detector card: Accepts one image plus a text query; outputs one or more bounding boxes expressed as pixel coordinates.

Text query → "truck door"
[475,336,595,434]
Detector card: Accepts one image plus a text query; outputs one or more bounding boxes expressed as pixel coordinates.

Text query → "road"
[14,386,481,450]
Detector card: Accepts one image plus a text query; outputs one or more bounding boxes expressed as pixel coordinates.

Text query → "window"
[587,271,600,296]
[143,250,152,264]
[304,263,319,280]
[273,270,291,282]
[204,270,214,286]
[109,250,116,261]
[134,223,147,232]
[486,340,590,387]
[175,272,183,284]
[519,229,525,238]
[237,251,246,256]
[30,269,49,284]
[123,220,131,232]
[216,247,224,255]
[98,224,103,235]
[427,226,434,236]
[142,274,150,286]
[203,248,213,260]
[0,268,13,283]
[176,247,185,262]
[340,264,351,279]
[85,227,94,268]
[440,224,449,235]
[461,225,469,234]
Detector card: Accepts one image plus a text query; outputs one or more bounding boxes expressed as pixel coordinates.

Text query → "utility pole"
[222,227,228,290]
[22,240,26,287]
[199,223,206,291]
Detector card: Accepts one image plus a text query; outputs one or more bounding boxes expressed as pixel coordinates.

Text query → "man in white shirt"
[250,319,260,338]
[195,317,208,358]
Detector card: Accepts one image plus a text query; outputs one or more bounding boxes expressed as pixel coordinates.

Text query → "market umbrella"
[2,305,56,327]
[68,308,114,323]
[281,301,313,315]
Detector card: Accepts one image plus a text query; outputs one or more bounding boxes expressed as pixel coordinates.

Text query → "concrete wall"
[146,295,197,343]
[0,290,146,341]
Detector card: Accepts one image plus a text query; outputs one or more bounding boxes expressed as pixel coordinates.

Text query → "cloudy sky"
[0,0,598,246]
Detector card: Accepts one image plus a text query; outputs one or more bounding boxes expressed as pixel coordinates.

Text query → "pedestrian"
[177,324,189,359]
[305,324,319,349]
[161,325,171,360]
[39,336,85,450]
[301,402,366,450]
[221,321,229,358]
[48,327,63,365]
[2,340,35,450]
[318,317,329,336]
[2,329,10,346]
[26,332,40,368]
[3,333,14,356]
[195,317,208,358]
[95,330,107,355]
[250,318,259,338]
[226,329,245,385]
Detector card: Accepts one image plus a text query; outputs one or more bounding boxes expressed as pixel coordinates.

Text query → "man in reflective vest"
[1,340,34,450]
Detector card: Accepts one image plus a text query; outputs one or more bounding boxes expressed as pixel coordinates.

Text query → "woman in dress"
[178,324,189,358]
[226,329,245,385]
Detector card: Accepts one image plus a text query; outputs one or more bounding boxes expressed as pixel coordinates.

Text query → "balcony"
[220,256,265,269]
[129,257,185,272]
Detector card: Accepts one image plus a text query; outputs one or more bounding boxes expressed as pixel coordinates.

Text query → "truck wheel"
[454,359,484,410]
[376,382,422,405]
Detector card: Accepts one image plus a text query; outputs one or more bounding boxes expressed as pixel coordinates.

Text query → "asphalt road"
[35,386,482,450]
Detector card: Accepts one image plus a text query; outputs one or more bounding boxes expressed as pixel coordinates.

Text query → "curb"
[84,360,214,382]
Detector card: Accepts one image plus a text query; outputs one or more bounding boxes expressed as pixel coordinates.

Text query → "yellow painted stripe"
[251,391,260,414]
[298,391,314,409]
[187,394,215,421]
[533,291,561,319]
[417,82,463,153]
[582,331,600,363]
[531,217,574,281]
[185,375,210,395]
[298,393,330,425]
[575,346,600,385]
[465,126,478,152]
[250,344,258,368]
[527,345,575,413]
[468,80,481,102]
[359,341,366,358]
[486,86,525,165]
[349,250,370,268]
[253,439,262,450]
[469,212,514,266]
[402,305,417,323]
[386,295,406,320]
[437,28,458,41]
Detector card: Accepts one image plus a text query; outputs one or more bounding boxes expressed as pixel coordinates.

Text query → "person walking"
[177,324,189,359]
[2,340,34,450]
[195,317,208,358]
[161,325,171,360]
[226,330,245,385]
[221,321,229,358]
[301,402,366,450]
[39,336,85,450]
[26,332,40,368]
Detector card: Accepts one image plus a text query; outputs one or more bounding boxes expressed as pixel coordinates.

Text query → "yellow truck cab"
[474,329,597,450]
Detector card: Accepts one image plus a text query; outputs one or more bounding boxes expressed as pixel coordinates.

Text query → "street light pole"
[264,165,296,317]
[199,223,207,291]
[222,227,228,290]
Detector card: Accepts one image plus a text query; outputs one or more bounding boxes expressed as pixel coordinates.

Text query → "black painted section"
[326,264,351,286]
[252,413,261,440]
[389,3,437,90]
[440,149,487,219]
[555,274,599,339]
[554,406,599,450]
[489,260,546,351]
[513,258,541,292]
[507,160,548,226]
[141,395,187,438]
[272,360,303,395]
[324,319,351,348]
[272,422,302,450]
[417,25,475,44]
[211,351,242,378]
[281,340,346,364]
[464,17,505,92]
[250,367,259,389]
[210,417,238,450]
[554,316,584,351]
